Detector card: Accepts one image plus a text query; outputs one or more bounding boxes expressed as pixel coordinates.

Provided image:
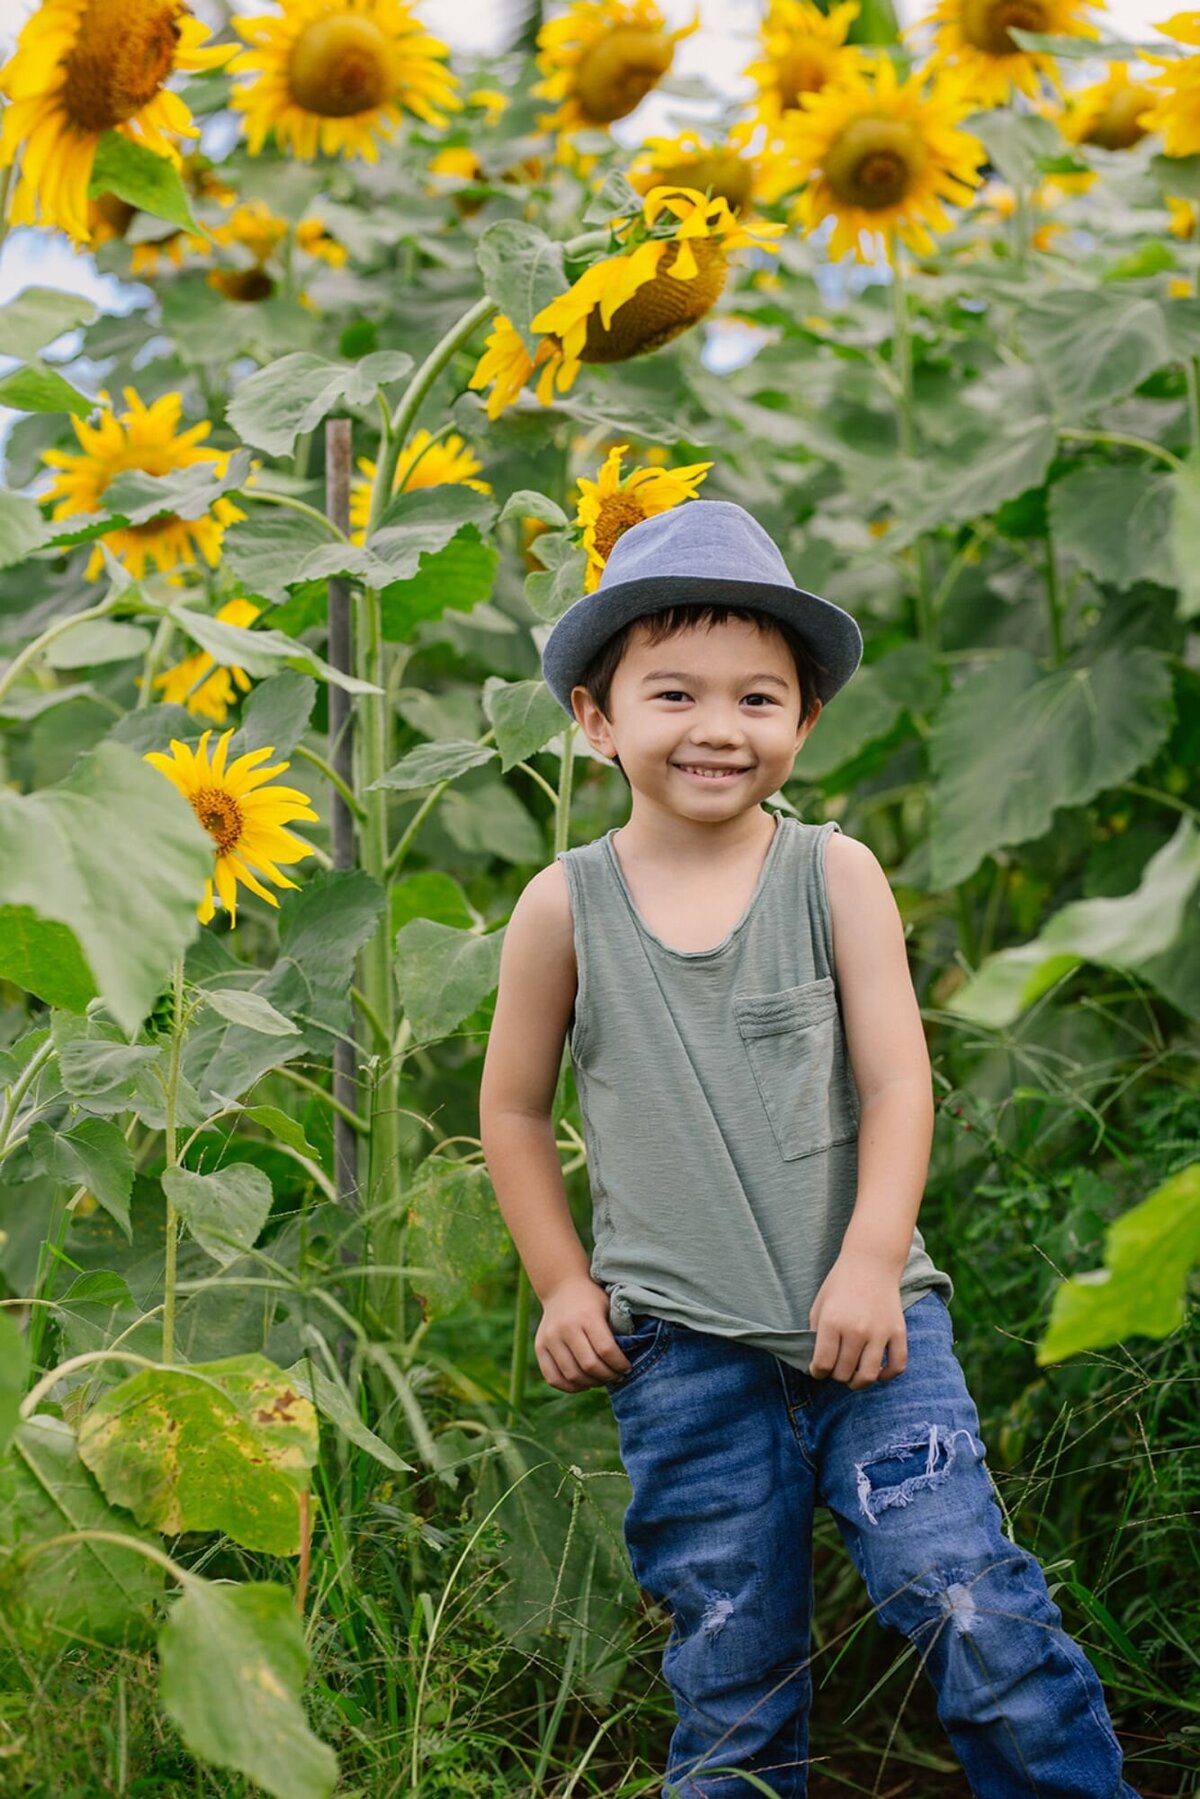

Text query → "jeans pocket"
[734,976,860,1160]
[609,1314,670,1392]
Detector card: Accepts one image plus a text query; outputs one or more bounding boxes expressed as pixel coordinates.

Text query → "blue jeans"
[607,1291,1140,1799]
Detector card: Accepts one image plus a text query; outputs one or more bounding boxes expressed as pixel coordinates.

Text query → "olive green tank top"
[556,812,953,1375]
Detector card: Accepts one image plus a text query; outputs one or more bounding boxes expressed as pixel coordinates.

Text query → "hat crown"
[599,499,793,594]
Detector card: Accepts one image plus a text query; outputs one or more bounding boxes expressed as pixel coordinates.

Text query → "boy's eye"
[654,692,778,705]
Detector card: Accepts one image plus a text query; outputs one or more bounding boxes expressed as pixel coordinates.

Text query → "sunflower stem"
[290,741,366,819]
[246,487,348,541]
[161,957,185,1366]
[382,730,497,880]
[135,616,176,710]
[0,597,119,707]
[1186,356,1200,451]
[888,250,933,644]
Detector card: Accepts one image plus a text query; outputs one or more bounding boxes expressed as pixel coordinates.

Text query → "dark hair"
[575,603,828,785]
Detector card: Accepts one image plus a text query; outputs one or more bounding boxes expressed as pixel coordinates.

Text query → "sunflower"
[349,430,491,540]
[1056,61,1158,149]
[1168,193,1197,237]
[152,599,261,722]
[784,58,988,265]
[745,0,868,129]
[469,187,785,416]
[145,729,317,925]
[627,126,768,213]
[41,387,245,580]
[0,0,232,246]
[575,445,712,590]
[533,0,697,149]
[230,0,458,162]
[919,0,1104,110]
[1139,13,1200,158]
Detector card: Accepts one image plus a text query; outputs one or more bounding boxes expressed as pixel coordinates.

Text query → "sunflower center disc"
[593,492,650,563]
[289,14,391,117]
[574,27,673,124]
[825,117,925,210]
[61,0,181,132]
[193,787,244,854]
[960,0,1047,57]
[1085,85,1154,151]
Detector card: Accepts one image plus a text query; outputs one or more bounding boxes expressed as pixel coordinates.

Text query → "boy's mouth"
[672,763,751,782]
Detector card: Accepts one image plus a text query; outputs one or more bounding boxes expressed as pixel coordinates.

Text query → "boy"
[479,500,1140,1799]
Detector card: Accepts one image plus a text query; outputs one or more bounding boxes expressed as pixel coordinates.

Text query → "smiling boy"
[479,501,1140,1798]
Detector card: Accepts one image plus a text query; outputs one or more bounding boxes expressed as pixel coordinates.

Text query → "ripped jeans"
[607,1290,1140,1799]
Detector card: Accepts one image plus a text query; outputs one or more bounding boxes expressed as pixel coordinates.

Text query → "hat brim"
[542,574,864,718]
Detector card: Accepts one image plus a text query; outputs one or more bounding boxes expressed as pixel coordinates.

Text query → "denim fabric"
[607,1291,1141,1799]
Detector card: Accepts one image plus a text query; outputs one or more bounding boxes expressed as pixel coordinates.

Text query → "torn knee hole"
[699,1591,735,1639]
[854,1421,979,1527]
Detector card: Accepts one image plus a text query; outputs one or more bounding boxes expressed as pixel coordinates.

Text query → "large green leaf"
[1169,452,1200,621]
[230,670,318,758]
[0,907,97,1013]
[1048,464,1175,592]
[0,1414,162,1644]
[28,1117,134,1239]
[1016,290,1171,418]
[77,1354,318,1553]
[299,485,496,588]
[1038,1162,1200,1363]
[394,919,505,1042]
[226,350,413,457]
[380,525,497,641]
[221,508,334,604]
[0,742,211,1035]
[948,818,1200,1025]
[370,739,497,791]
[102,449,253,526]
[169,604,379,694]
[43,619,151,669]
[928,648,1175,888]
[88,131,198,231]
[158,1581,338,1799]
[203,987,300,1037]
[284,1357,413,1474]
[440,779,543,864]
[0,288,97,361]
[0,1312,29,1454]
[482,678,567,771]
[791,643,940,778]
[161,1164,274,1266]
[0,489,50,570]
[0,364,94,418]
[476,221,567,354]
[406,1155,510,1322]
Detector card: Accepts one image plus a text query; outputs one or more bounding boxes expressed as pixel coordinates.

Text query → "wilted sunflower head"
[575,444,713,590]
[534,0,697,146]
[746,0,867,127]
[786,57,987,266]
[920,0,1104,108]
[145,729,317,926]
[230,0,459,162]
[41,386,245,580]
[0,0,231,244]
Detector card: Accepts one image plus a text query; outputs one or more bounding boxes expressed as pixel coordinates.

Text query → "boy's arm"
[809,830,936,1388]
[479,863,631,1393]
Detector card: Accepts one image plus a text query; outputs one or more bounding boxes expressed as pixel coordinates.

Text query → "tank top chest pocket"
[733,975,860,1161]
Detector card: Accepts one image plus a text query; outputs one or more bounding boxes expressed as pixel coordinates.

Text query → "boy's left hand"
[808,1253,908,1388]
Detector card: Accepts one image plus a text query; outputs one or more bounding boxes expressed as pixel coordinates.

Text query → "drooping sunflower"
[745,0,868,129]
[41,387,245,580]
[469,187,785,417]
[785,58,988,266]
[1055,60,1159,149]
[152,598,261,722]
[349,429,491,540]
[533,0,697,149]
[920,0,1104,110]
[230,0,459,161]
[575,445,712,590]
[1139,13,1200,158]
[0,0,232,246]
[145,729,317,926]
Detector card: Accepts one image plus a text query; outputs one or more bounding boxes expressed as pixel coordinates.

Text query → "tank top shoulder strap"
[755,816,843,982]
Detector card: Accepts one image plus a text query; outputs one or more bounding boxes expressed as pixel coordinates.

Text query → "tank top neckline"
[601,810,789,961]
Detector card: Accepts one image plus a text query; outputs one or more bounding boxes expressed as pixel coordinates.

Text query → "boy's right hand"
[535,1277,632,1392]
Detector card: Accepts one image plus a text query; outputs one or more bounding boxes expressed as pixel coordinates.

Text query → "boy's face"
[571,614,821,821]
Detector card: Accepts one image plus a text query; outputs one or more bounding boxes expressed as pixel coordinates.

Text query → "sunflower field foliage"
[0,0,1198,1791]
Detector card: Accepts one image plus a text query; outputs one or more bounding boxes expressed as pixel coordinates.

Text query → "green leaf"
[300,485,495,588]
[169,605,380,695]
[0,1312,29,1454]
[1016,290,1171,418]
[390,870,478,936]
[476,221,568,355]
[161,1164,273,1266]
[482,678,567,771]
[220,507,334,604]
[0,742,211,1036]
[226,350,413,457]
[0,907,97,1014]
[0,1415,162,1644]
[77,1354,318,1553]
[221,1102,320,1160]
[89,131,198,231]
[369,739,497,791]
[583,170,645,223]
[440,779,543,864]
[928,648,1175,889]
[1048,465,1175,592]
[284,1358,413,1474]
[793,643,940,779]
[405,1155,510,1322]
[1037,1162,1200,1363]
[0,288,98,361]
[229,671,317,760]
[967,109,1065,186]
[43,619,152,670]
[204,988,300,1037]
[949,819,1200,1025]
[0,489,50,570]
[523,533,588,621]
[1169,452,1200,621]
[54,1022,163,1116]
[102,450,253,527]
[498,489,569,529]
[28,1118,134,1240]
[380,525,497,641]
[0,363,94,418]
[1150,150,1200,201]
[883,411,1057,550]
[158,1581,338,1799]
[394,920,505,1042]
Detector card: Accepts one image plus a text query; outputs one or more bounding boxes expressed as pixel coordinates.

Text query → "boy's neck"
[614,799,779,869]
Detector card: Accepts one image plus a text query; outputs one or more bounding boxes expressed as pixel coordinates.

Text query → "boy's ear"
[571,685,617,757]
[797,696,822,742]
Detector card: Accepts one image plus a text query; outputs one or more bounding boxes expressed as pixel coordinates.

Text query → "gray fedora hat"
[541,498,863,719]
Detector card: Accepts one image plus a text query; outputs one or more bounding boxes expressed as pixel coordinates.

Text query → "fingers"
[538,1328,630,1392]
[810,1325,909,1389]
